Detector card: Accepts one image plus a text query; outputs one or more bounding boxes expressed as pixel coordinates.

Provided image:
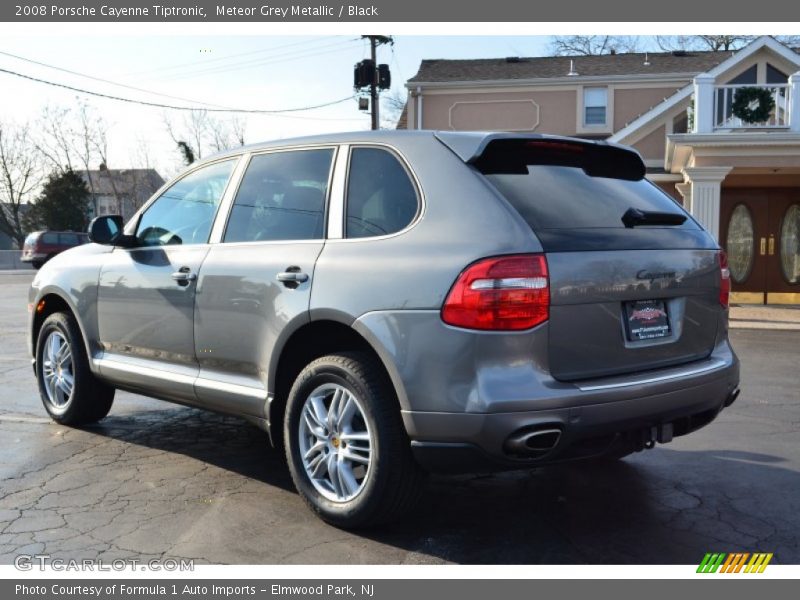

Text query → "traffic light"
[378,64,391,90]
[353,59,376,89]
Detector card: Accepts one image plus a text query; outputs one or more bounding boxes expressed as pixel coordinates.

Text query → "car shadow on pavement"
[81,407,800,564]
[84,405,296,494]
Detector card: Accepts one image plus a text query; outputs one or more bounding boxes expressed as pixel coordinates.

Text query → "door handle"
[760,237,766,256]
[171,268,197,284]
[768,235,775,256]
[277,271,309,284]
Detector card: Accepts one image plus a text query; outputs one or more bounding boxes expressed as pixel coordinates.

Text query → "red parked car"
[21,231,89,269]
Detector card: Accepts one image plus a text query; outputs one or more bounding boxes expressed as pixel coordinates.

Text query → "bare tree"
[165,110,246,164]
[380,90,407,129]
[655,35,800,53]
[549,35,640,56]
[655,35,756,52]
[0,121,44,247]
[208,115,246,152]
[35,104,79,174]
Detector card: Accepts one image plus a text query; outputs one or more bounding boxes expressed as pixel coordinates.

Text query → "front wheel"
[284,352,424,528]
[36,311,115,425]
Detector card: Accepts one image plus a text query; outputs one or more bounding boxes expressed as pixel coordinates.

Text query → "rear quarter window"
[345,147,419,238]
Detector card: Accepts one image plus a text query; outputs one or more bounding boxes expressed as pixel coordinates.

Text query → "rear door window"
[41,233,58,244]
[345,147,419,238]
[223,148,333,243]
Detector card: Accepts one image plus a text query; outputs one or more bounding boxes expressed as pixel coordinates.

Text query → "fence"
[0,250,34,271]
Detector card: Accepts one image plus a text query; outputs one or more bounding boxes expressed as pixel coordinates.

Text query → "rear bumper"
[403,353,739,473]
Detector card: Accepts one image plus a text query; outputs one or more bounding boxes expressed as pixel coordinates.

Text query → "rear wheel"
[284,352,424,528]
[36,311,115,425]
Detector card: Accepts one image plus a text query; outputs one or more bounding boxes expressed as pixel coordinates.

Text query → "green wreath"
[732,87,775,124]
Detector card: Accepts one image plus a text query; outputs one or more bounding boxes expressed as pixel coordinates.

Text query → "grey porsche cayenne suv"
[28,131,740,527]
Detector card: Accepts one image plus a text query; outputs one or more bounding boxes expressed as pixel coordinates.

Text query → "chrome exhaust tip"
[504,426,562,458]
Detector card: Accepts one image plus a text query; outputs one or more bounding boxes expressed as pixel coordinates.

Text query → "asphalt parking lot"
[0,271,798,564]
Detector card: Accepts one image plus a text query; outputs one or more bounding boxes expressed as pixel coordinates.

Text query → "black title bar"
[3,0,800,22]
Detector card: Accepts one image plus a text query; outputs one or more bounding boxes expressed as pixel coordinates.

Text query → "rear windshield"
[24,233,40,245]
[484,166,695,231]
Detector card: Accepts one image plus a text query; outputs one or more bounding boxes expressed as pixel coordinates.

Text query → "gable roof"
[79,168,164,199]
[408,50,735,85]
[408,37,800,87]
[609,36,800,144]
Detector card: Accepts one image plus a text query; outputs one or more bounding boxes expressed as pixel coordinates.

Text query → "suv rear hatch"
[438,133,724,382]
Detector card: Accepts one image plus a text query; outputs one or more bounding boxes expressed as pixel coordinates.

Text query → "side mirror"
[88,215,136,247]
[88,215,123,244]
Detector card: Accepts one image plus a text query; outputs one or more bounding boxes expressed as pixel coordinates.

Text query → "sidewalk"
[730,304,800,330]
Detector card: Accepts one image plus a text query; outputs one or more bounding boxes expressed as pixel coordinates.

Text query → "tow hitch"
[639,423,673,450]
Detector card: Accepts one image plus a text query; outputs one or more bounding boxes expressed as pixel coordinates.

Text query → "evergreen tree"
[26,170,90,232]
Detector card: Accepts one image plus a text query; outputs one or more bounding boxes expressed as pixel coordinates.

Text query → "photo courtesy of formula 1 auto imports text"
[0,0,799,597]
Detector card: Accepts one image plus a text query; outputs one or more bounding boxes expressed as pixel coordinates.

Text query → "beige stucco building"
[402,36,800,304]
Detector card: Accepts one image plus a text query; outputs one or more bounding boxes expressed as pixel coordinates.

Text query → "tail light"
[442,254,549,331]
[718,251,731,308]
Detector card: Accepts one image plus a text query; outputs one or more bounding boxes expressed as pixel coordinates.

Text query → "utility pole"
[369,36,379,130]
[359,35,393,130]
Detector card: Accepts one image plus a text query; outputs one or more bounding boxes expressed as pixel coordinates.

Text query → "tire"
[284,352,424,528]
[36,311,115,425]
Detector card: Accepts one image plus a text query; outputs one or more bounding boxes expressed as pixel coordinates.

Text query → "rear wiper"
[621,207,687,228]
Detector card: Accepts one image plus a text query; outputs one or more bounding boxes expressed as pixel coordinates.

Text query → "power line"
[0,49,233,109]
[165,39,361,81]
[0,66,355,115]
[124,36,341,77]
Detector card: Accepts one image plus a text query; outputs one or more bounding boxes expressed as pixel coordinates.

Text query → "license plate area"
[624,299,671,341]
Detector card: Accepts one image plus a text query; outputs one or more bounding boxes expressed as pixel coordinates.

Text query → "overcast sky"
[0,35,551,178]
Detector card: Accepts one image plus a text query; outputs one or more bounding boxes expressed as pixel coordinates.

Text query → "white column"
[789,72,800,133]
[675,182,692,211]
[681,167,732,241]
[693,74,715,133]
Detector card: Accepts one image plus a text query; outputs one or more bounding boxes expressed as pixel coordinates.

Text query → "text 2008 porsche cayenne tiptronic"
[28,131,740,527]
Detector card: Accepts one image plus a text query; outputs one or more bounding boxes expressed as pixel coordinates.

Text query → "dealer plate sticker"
[625,299,671,341]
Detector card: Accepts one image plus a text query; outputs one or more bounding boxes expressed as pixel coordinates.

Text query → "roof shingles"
[407,50,742,83]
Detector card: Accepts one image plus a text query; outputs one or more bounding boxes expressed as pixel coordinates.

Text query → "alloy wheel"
[298,383,373,502]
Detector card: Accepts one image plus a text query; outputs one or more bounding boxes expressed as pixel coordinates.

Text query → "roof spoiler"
[435,132,646,181]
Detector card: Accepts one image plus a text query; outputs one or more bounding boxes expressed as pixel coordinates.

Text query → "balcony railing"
[713,84,790,129]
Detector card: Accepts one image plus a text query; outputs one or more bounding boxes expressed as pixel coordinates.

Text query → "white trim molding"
[447,99,540,132]
[681,166,733,241]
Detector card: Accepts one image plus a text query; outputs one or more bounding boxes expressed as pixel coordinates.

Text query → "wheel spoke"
[341,448,370,465]
[309,395,329,430]
[47,334,59,364]
[337,460,360,496]
[58,373,74,396]
[327,454,343,498]
[303,406,326,438]
[303,439,326,461]
[337,394,357,430]
[55,341,70,362]
[339,431,370,442]
[327,387,344,430]
[308,451,328,479]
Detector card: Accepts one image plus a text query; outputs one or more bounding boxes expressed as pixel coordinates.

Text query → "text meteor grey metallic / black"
[28,130,740,527]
